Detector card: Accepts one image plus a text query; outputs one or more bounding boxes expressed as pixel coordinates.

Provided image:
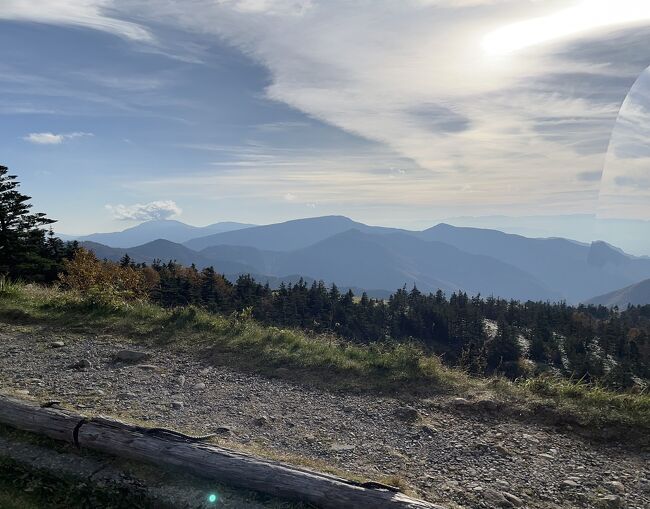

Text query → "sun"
[482,0,650,56]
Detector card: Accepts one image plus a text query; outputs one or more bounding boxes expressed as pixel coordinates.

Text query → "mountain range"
[70,216,650,304]
[72,220,254,248]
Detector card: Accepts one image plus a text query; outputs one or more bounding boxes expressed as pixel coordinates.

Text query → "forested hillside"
[61,250,650,388]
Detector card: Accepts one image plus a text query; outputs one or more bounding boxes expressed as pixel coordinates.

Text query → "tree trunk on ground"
[0,395,444,509]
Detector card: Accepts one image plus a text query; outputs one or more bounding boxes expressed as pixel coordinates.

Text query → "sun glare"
[482,0,650,56]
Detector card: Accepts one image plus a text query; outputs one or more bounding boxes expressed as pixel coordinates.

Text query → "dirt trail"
[0,323,648,509]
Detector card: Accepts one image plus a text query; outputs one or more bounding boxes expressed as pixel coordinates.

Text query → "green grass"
[1,282,649,444]
[0,282,466,393]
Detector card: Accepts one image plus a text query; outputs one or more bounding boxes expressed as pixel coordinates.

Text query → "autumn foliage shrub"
[59,248,157,304]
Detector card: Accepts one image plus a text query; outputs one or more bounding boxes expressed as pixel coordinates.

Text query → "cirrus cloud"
[0,0,152,41]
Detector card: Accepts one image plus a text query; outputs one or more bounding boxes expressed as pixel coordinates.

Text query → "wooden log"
[0,396,444,509]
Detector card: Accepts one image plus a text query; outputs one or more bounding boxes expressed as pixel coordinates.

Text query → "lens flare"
[208,493,218,503]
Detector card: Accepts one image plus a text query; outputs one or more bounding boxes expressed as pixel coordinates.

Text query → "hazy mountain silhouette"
[419,224,650,302]
[80,216,650,303]
[585,278,650,307]
[76,220,254,248]
[184,215,404,251]
[270,229,556,300]
[199,245,281,275]
[81,239,392,297]
[81,239,257,274]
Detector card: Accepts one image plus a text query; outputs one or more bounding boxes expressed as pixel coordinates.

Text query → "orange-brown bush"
[59,248,157,302]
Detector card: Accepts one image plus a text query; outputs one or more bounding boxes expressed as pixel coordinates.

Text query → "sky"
[1,0,650,248]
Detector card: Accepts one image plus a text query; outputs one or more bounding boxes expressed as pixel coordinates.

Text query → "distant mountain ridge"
[183,215,405,251]
[418,224,650,302]
[585,279,650,307]
[73,219,254,248]
[78,215,650,303]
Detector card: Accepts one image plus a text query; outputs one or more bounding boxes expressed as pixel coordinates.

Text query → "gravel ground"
[1,323,648,509]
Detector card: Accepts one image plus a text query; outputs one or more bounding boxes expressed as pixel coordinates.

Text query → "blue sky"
[1,0,650,245]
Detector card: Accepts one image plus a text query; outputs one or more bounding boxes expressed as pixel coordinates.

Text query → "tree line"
[65,251,649,387]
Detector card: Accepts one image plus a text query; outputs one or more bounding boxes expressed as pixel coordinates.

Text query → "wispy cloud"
[254,121,311,132]
[23,131,93,144]
[6,0,650,224]
[0,0,152,41]
[116,0,650,216]
[105,200,182,221]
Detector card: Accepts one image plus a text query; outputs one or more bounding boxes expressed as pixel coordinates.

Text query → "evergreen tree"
[0,165,59,280]
[486,319,522,377]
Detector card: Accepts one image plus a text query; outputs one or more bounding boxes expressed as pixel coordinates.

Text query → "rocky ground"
[0,322,648,509]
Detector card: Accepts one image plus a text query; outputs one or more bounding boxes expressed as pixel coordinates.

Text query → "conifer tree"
[0,165,57,279]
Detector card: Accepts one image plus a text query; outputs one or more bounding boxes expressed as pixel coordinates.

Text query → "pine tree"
[0,165,57,279]
[119,253,133,268]
[486,318,522,376]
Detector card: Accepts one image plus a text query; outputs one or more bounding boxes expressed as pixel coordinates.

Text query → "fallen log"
[0,395,444,509]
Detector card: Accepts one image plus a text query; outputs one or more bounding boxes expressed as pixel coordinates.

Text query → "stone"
[482,488,512,508]
[177,375,186,387]
[394,405,419,423]
[606,481,625,494]
[596,495,623,509]
[171,401,184,410]
[214,426,231,434]
[117,392,136,399]
[420,424,438,436]
[562,480,579,488]
[136,364,159,371]
[254,416,269,426]
[330,443,355,453]
[494,444,512,456]
[50,341,65,348]
[476,398,500,412]
[503,492,524,507]
[192,382,206,390]
[639,478,650,493]
[70,359,92,369]
[114,350,150,363]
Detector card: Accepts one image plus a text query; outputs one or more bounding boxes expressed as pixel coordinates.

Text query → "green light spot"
[208,493,218,504]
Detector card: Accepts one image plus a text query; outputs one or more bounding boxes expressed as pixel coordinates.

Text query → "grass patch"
[513,376,650,432]
[0,283,466,394]
[1,283,649,443]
